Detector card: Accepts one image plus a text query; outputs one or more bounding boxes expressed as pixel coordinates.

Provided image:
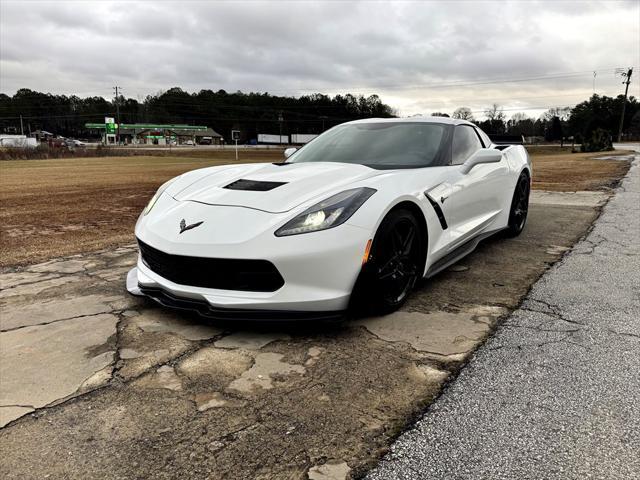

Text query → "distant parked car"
[66,139,86,148]
[49,138,68,149]
[199,137,212,145]
[184,140,195,146]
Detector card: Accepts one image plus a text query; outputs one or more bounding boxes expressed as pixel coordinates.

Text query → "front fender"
[346,190,445,277]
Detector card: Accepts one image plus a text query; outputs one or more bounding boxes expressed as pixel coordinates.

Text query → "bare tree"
[541,106,571,121]
[510,112,529,123]
[507,112,534,136]
[484,103,506,122]
[452,107,474,121]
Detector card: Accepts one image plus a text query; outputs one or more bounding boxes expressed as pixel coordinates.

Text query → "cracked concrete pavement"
[0,169,630,478]
[367,155,639,479]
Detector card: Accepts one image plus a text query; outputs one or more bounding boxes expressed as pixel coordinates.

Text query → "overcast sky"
[1,0,638,118]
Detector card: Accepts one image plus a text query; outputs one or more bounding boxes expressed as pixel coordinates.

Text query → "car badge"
[179,219,204,234]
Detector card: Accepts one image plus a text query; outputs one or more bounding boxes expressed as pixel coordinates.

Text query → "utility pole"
[278,112,284,145]
[617,68,633,142]
[113,86,122,144]
[19,115,24,135]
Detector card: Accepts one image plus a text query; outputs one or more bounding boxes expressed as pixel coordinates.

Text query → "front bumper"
[127,217,371,317]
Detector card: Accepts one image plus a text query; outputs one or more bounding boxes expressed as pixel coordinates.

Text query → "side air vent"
[425,193,448,230]
[224,179,287,191]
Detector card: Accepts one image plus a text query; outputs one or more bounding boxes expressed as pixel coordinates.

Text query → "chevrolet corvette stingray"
[127,117,531,320]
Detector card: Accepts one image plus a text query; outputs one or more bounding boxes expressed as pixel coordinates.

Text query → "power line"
[260,66,637,94]
[406,89,624,107]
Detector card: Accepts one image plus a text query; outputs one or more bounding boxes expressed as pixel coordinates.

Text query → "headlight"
[143,177,179,216]
[275,187,376,236]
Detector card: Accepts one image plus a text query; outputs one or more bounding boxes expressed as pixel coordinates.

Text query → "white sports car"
[127,117,531,320]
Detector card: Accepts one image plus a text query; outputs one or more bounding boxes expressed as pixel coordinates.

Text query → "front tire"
[505,172,530,237]
[351,209,422,315]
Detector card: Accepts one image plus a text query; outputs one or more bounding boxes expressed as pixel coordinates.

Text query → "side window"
[451,125,483,165]
[475,127,492,148]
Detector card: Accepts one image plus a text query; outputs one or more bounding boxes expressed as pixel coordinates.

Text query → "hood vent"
[224,179,287,191]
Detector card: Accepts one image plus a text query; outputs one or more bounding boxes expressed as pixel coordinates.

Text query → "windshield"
[288,122,449,169]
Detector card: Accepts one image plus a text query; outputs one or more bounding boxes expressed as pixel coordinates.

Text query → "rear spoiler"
[488,134,525,145]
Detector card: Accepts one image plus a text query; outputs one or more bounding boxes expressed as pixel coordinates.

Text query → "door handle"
[440,196,447,204]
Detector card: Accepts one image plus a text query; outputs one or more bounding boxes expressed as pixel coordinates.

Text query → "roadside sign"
[231,130,241,161]
[105,117,117,135]
[103,117,117,144]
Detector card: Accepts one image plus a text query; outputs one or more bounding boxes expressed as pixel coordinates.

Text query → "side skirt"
[425,228,504,278]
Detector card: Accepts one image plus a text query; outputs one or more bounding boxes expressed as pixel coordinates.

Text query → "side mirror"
[284,147,297,159]
[460,148,502,174]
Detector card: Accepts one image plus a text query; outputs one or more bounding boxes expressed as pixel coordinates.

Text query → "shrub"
[580,128,614,152]
[0,144,146,161]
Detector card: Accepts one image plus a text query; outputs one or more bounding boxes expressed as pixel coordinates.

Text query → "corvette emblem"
[179,219,204,234]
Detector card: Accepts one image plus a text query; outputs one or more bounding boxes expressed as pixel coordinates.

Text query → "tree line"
[435,94,639,145]
[0,88,638,146]
[0,88,394,141]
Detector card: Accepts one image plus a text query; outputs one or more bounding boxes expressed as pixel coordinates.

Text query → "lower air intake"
[138,239,284,292]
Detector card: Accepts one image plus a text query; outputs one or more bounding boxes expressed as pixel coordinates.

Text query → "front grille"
[137,240,284,292]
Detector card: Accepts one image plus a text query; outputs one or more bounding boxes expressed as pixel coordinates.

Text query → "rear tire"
[505,172,530,237]
[351,209,422,315]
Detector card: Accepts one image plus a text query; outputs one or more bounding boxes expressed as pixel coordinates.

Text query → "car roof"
[344,116,475,127]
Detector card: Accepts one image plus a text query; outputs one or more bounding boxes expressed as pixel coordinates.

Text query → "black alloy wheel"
[506,173,530,237]
[352,209,422,315]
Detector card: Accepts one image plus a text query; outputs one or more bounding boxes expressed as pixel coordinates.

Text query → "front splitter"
[138,285,346,322]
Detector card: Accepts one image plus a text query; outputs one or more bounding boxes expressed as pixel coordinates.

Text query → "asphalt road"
[367,156,639,479]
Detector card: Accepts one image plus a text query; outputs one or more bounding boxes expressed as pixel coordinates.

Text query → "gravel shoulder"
[366,155,640,480]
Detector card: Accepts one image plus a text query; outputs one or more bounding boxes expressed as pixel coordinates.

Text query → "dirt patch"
[0,154,276,268]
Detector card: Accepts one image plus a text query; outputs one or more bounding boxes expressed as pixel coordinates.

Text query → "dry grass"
[0,147,630,268]
[0,150,282,268]
[530,149,630,191]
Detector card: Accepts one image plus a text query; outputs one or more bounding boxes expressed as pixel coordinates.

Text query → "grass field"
[0,148,630,268]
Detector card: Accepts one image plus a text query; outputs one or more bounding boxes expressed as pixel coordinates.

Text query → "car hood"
[169,162,383,213]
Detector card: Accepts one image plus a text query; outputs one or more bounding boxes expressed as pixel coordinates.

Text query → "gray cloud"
[0,0,638,118]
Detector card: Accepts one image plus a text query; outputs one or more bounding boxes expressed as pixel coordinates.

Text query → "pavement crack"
[502,324,581,334]
[0,311,116,333]
[217,421,260,444]
[489,333,588,352]
[520,299,586,327]
[109,311,129,381]
[608,329,640,340]
[111,328,230,385]
[1,404,36,409]
[0,275,64,292]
